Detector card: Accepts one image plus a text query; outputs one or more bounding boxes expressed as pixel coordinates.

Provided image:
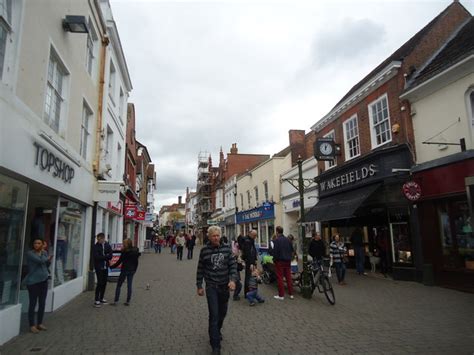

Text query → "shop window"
[259,221,268,248]
[53,198,85,286]
[438,199,473,270]
[368,94,392,148]
[0,173,28,309]
[80,101,92,160]
[390,222,412,264]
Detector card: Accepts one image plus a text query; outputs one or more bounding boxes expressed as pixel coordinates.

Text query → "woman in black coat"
[110,238,140,306]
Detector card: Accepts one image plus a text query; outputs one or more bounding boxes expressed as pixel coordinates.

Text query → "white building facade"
[0,0,109,344]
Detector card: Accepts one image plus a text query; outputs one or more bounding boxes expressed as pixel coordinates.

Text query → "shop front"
[412,151,474,292]
[0,126,94,344]
[236,202,275,249]
[305,145,420,280]
[224,213,236,241]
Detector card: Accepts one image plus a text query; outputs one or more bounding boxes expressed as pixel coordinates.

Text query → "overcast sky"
[110,0,473,210]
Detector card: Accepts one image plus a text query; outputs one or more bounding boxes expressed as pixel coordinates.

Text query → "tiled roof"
[409,17,474,87]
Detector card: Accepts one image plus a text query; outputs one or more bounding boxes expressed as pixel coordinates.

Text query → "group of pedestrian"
[154,231,196,260]
[92,233,140,308]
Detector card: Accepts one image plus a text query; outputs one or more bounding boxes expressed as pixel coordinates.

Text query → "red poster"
[135,209,145,221]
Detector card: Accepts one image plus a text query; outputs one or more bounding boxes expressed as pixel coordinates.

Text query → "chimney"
[230,143,238,154]
[289,130,306,167]
[178,196,182,205]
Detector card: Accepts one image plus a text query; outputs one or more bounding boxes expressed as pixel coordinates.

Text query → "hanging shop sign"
[402,181,421,201]
[135,209,145,221]
[94,180,122,202]
[124,205,136,219]
[33,142,75,183]
[107,201,123,215]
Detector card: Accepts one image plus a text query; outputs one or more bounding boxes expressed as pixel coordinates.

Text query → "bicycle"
[296,258,335,305]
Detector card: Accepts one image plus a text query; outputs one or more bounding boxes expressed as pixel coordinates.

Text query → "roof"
[408,17,474,88]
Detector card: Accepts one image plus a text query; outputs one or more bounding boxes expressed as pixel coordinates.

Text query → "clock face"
[320,142,333,155]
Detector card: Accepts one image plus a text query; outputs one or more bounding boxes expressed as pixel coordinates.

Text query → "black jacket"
[308,239,325,260]
[272,235,293,262]
[92,242,113,271]
[241,236,257,265]
[110,247,140,272]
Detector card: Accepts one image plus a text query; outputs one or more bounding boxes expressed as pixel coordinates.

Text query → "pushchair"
[260,254,276,284]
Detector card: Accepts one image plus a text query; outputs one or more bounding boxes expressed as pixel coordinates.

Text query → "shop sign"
[33,142,75,183]
[94,181,121,202]
[319,164,377,193]
[124,205,136,219]
[292,199,300,208]
[236,204,275,224]
[135,209,145,221]
[107,201,123,215]
[207,219,218,225]
[145,212,154,222]
[402,181,421,201]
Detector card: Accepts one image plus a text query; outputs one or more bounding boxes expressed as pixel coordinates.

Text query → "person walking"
[330,234,348,285]
[24,237,53,333]
[92,233,113,308]
[186,232,196,260]
[308,232,325,266]
[196,226,237,355]
[351,227,366,275]
[241,230,258,295]
[109,238,140,306]
[176,232,185,260]
[153,235,161,254]
[272,226,294,300]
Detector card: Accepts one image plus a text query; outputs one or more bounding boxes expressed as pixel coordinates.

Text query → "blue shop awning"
[304,183,381,222]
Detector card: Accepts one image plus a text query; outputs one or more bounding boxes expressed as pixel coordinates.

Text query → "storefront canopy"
[304,183,381,222]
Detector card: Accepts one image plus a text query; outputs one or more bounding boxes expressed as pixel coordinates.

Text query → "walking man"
[92,233,113,308]
[272,226,294,300]
[186,232,196,259]
[351,227,366,275]
[196,226,237,355]
[176,232,185,260]
[241,230,257,294]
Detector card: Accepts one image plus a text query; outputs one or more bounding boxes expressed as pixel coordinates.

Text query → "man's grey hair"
[208,226,221,237]
[250,229,258,237]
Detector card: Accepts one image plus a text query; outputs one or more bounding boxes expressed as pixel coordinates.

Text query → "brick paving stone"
[1,247,474,354]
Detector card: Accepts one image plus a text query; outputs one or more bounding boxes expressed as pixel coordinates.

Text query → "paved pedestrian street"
[1,248,473,355]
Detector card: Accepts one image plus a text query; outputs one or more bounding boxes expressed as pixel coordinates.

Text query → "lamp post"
[282,155,316,299]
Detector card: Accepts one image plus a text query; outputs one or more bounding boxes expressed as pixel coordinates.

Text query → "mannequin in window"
[55,221,67,284]
[31,208,45,240]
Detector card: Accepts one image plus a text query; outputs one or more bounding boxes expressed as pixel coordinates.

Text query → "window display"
[0,174,28,309]
[390,222,412,264]
[53,198,85,287]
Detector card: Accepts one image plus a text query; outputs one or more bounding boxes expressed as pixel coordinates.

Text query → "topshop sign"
[33,142,75,183]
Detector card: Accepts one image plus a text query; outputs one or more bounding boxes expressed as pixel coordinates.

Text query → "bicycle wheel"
[262,271,271,284]
[321,275,336,305]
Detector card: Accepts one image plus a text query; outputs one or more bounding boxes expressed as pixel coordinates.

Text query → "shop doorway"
[390,222,412,264]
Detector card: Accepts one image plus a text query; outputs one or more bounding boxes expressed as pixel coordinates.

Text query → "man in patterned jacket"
[196,226,237,355]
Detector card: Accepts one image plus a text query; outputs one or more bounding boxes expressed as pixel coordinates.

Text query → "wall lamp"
[62,15,89,34]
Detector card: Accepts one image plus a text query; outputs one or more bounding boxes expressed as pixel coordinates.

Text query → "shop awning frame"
[304,183,382,222]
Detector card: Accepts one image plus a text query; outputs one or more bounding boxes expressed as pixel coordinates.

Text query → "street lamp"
[282,155,316,299]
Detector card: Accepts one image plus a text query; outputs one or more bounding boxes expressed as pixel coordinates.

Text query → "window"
[240,193,244,210]
[119,87,125,122]
[80,102,92,160]
[470,90,474,129]
[247,190,251,206]
[263,181,268,201]
[85,19,98,77]
[108,60,116,103]
[343,115,360,160]
[324,130,336,170]
[44,50,67,133]
[0,0,11,80]
[116,143,122,178]
[369,94,392,148]
[254,186,259,205]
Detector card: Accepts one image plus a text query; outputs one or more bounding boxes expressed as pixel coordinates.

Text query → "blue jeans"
[246,289,263,304]
[114,270,135,303]
[205,284,229,350]
[334,262,346,283]
[233,272,242,298]
[354,246,365,274]
[154,244,161,253]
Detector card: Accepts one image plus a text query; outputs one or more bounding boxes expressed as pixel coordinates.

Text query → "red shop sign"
[124,205,137,219]
[135,209,145,221]
[402,181,422,201]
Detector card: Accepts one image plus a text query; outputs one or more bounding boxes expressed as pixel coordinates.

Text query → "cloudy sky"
[109,0,473,210]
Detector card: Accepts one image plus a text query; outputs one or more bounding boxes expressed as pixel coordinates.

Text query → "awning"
[304,183,381,222]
